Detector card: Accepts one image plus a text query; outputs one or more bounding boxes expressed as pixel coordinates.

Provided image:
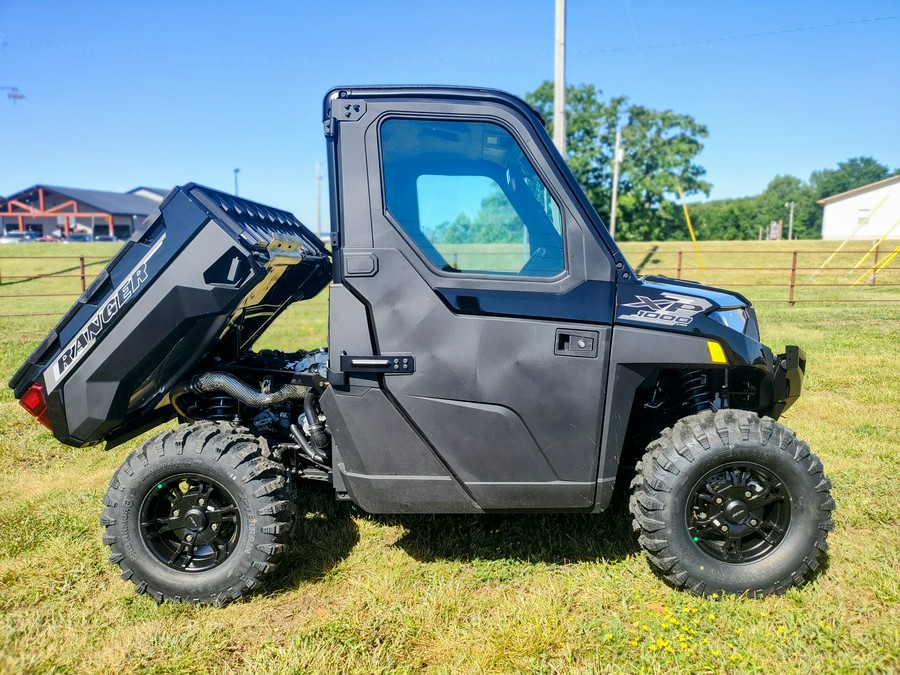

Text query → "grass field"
[0,241,898,674]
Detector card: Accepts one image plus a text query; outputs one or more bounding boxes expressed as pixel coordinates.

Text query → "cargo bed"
[9,184,332,447]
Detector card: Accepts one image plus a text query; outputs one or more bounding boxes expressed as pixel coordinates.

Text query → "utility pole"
[785,201,796,240]
[0,86,25,103]
[553,0,566,155]
[609,128,623,239]
[234,168,240,196]
[315,160,322,239]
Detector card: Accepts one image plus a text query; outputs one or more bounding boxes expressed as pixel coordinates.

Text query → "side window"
[381,119,564,277]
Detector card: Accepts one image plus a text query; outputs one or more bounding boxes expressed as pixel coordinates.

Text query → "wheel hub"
[723,500,749,524]
[139,474,240,573]
[686,462,791,564]
[183,508,208,531]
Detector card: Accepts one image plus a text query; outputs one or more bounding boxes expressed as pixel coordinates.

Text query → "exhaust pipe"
[170,372,308,417]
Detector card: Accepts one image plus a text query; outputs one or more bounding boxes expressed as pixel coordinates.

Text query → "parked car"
[94,235,119,242]
[38,235,61,243]
[0,231,40,244]
[64,233,94,243]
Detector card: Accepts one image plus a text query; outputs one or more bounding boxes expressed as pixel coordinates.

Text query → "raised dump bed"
[9,183,331,447]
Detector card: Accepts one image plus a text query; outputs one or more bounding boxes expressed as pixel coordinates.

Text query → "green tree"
[757,175,818,240]
[434,188,522,245]
[691,158,898,241]
[691,197,761,240]
[810,157,892,200]
[526,81,711,240]
[691,176,817,241]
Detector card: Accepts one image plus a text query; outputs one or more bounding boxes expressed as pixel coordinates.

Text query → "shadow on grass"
[262,482,359,594]
[381,487,639,565]
[263,484,640,599]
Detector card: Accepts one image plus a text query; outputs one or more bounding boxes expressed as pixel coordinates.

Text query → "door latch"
[555,329,599,358]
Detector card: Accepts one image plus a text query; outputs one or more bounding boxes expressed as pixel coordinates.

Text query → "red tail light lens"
[19,383,52,430]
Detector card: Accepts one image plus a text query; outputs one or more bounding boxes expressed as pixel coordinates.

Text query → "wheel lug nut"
[749,519,758,526]
[211,524,218,531]
[198,499,205,506]
[173,510,179,517]
[698,512,707,520]
[720,525,729,532]
[744,491,752,498]
[186,534,193,542]
[715,498,723,505]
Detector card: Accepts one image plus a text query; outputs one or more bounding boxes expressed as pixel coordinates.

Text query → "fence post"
[453,253,458,270]
[872,243,880,286]
[676,251,683,279]
[788,251,798,306]
[79,256,86,293]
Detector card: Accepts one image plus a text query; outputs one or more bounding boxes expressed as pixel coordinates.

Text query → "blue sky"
[0,1,897,229]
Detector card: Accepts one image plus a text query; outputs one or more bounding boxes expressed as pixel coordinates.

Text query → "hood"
[615,275,750,332]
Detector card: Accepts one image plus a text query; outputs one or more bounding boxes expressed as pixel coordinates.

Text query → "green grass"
[0,241,898,673]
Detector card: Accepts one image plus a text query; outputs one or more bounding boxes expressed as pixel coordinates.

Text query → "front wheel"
[101,422,294,604]
[629,409,834,596]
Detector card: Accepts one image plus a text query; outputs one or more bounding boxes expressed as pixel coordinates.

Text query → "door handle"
[340,354,415,374]
[555,329,599,358]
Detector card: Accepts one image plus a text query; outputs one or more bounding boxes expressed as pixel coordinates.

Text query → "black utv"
[9,86,833,604]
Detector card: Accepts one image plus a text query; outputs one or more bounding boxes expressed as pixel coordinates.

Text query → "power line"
[578,16,898,56]
[5,16,896,68]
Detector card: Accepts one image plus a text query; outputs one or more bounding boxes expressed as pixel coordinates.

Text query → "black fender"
[592,326,736,512]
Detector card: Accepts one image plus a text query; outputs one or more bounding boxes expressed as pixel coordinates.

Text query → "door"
[330,89,618,510]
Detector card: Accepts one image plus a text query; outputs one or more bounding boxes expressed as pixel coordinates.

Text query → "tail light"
[19,383,52,430]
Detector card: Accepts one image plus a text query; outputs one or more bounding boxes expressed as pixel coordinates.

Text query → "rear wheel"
[629,409,834,596]
[101,422,294,604]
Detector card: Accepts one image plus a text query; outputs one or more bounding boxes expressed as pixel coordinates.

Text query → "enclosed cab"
[10,86,832,605]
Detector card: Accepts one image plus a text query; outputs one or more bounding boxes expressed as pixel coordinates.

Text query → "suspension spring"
[206,395,236,421]
[680,370,713,412]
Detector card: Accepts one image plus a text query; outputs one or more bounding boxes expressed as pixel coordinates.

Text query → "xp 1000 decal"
[44,236,166,393]
[618,292,711,327]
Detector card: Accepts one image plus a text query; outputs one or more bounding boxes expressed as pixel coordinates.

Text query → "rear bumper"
[772,345,806,418]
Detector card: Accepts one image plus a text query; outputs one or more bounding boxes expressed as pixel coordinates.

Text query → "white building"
[819,175,900,240]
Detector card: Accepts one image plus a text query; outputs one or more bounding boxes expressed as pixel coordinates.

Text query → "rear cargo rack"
[9,183,332,447]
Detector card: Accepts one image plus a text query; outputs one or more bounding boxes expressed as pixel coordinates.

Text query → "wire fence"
[0,245,898,319]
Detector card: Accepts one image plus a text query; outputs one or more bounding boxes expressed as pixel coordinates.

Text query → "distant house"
[818,175,900,241]
[127,187,170,203]
[0,185,171,239]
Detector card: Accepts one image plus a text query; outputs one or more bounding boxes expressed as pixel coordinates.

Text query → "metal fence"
[0,246,898,319]
[628,247,900,305]
[0,254,111,317]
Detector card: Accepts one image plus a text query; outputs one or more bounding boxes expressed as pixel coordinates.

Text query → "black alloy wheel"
[102,422,295,605]
[685,462,791,564]
[630,409,834,596]
[140,474,241,573]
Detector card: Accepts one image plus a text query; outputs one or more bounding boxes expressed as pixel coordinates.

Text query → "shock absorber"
[207,395,237,420]
[680,370,713,412]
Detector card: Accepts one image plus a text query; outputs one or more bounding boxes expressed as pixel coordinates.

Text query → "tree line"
[688,158,898,240]
[526,81,898,241]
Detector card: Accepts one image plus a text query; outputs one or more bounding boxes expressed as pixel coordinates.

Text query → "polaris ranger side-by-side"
[9,86,833,604]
